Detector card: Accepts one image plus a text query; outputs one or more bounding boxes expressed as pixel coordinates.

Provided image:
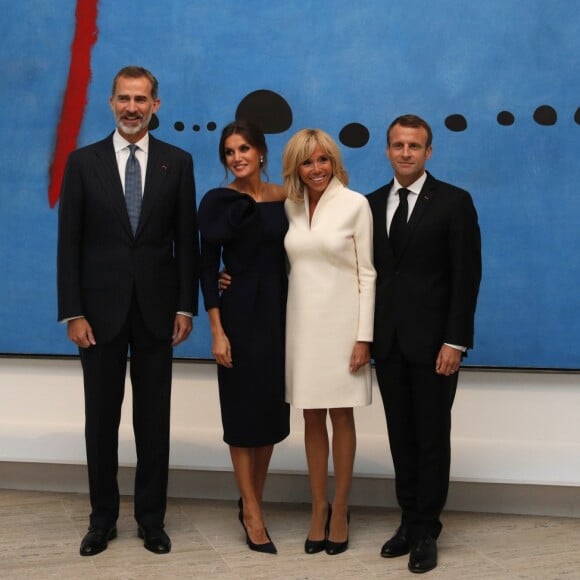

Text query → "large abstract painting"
[1,0,579,368]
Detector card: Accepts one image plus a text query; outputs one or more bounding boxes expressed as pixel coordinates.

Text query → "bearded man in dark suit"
[57,66,199,557]
[367,114,481,573]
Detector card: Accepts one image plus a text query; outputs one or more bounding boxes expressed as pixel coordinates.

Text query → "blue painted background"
[1,0,579,368]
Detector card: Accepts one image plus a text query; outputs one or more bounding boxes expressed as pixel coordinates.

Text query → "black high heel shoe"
[325,508,350,555]
[238,499,277,555]
[304,504,331,554]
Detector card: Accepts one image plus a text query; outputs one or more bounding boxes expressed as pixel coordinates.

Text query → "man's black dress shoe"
[79,526,117,556]
[138,525,171,554]
[380,525,410,558]
[408,536,437,573]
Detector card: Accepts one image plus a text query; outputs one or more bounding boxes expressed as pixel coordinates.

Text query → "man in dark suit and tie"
[367,114,481,573]
[57,66,199,556]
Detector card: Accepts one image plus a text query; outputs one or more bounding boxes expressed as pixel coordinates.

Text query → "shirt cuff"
[444,343,466,352]
[60,316,85,324]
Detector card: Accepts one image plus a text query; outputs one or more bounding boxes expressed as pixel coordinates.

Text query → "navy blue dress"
[198,188,290,447]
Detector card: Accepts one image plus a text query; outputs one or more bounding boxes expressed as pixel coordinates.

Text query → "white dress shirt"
[386,172,427,233]
[113,130,148,196]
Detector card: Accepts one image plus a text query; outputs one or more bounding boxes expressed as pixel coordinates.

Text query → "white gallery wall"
[1,357,579,515]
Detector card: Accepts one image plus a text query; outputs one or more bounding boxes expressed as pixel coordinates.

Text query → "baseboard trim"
[2,461,579,518]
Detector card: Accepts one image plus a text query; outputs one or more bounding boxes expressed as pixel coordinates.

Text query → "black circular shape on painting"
[339,123,370,148]
[497,111,515,126]
[574,108,580,125]
[192,125,201,132]
[207,122,217,131]
[174,121,184,131]
[533,105,557,125]
[235,90,292,134]
[149,114,159,130]
[444,114,467,132]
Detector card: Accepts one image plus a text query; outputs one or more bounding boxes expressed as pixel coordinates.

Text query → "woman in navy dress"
[198,121,289,554]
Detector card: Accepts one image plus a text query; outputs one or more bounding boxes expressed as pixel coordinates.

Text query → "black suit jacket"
[57,133,199,343]
[367,172,481,364]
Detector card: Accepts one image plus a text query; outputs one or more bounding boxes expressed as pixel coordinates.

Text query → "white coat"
[284,177,376,409]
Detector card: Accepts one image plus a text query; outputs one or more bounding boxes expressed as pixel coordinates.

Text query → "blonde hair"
[282,129,349,202]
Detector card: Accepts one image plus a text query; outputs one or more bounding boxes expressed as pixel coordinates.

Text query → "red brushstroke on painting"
[48,0,99,208]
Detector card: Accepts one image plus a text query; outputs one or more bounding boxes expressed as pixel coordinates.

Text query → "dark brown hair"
[387,114,433,148]
[218,120,268,170]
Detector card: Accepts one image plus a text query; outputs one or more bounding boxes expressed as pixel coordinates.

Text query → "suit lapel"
[372,183,391,261]
[395,173,436,259]
[138,135,167,235]
[94,136,134,236]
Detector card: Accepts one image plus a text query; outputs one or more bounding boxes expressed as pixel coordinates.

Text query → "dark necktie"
[125,144,142,234]
[389,187,409,255]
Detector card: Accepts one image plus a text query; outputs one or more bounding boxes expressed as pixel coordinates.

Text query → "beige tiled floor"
[1,489,579,579]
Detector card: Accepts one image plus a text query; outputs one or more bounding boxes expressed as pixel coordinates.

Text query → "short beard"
[116,112,152,135]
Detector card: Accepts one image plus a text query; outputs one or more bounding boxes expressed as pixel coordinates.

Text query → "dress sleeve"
[198,188,259,311]
[353,197,377,342]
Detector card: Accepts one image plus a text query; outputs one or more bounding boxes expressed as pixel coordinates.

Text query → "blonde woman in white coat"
[282,129,376,555]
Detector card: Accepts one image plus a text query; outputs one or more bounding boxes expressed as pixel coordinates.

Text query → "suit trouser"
[375,341,458,540]
[79,297,173,529]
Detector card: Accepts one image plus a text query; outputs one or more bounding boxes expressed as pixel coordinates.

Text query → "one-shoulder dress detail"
[198,188,290,446]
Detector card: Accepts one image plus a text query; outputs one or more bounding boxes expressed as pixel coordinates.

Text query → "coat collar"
[303,176,344,225]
